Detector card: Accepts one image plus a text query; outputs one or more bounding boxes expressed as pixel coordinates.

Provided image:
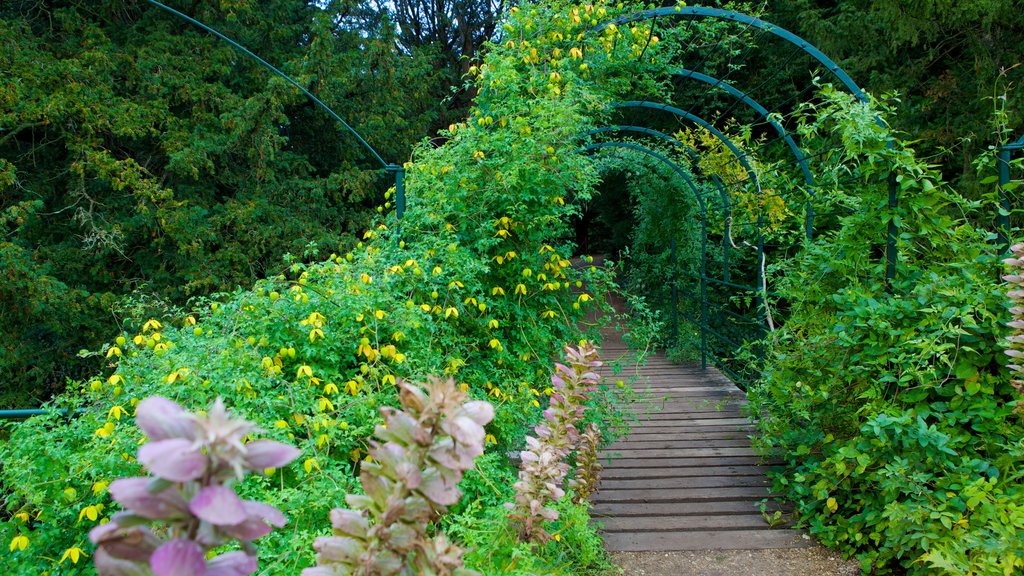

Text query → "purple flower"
[206,551,258,576]
[220,501,288,541]
[150,539,206,576]
[243,440,301,471]
[135,397,196,442]
[189,485,247,526]
[110,478,189,520]
[138,438,208,482]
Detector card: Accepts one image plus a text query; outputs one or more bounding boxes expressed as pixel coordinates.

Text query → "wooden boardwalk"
[592,332,811,552]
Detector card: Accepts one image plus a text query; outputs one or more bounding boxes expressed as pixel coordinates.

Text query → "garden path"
[592,316,811,552]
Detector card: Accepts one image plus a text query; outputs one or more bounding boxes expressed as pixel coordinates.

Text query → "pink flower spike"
[220,501,287,541]
[150,539,206,576]
[189,485,247,526]
[94,547,151,576]
[243,440,301,470]
[109,477,188,520]
[205,551,258,576]
[135,396,196,441]
[138,439,207,482]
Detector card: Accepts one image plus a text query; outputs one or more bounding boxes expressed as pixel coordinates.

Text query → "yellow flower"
[60,546,85,564]
[78,504,103,523]
[94,422,115,438]
[9,535,29,552]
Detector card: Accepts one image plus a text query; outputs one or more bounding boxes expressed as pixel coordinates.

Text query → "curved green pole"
[141,0,405,220]
[611,101,767,327]
[673,68,816,240]
[577,141,709,369]
[581,125,733,281]
[998,133,1024,252]
[597,7,868,101]
[595,6,897,283]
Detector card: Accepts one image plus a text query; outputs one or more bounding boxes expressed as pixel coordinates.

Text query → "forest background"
[2,0,1022,407]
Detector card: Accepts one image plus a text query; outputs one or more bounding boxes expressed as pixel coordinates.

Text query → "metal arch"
[577,141,710,368]
[611,101,761,193]
[578,142,707,215]
[673,68,815,238]
[595,7,899,285]
[595,6,868,104]
[610,101,768,317]
[673,69,813,187]
[580,126,731,207]
[141,0,406,219]
[998,133,1024,251]
[1004,134,1024,151]
[581,125,735,280]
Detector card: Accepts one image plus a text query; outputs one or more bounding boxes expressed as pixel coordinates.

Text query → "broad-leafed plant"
[507,342,602,542]
[1003,242,1024,414]
[89,396,300,576]
[304,378,493,576]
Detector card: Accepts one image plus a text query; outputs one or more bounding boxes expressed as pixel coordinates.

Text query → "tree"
[0,0,442,405]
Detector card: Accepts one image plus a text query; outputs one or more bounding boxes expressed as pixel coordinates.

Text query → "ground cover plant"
[745,89,1024,574]
[0,1,679,573]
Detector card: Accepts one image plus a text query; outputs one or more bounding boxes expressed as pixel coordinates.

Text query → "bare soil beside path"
[612,548,862,576]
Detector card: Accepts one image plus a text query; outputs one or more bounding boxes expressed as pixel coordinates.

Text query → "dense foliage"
[0,1,673,573]
[0,0,442,406]
[5,1,1024,575]
[746,91,1024,574]
[766,0,1024,192]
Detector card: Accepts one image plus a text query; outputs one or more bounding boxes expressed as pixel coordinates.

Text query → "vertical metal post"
[671,237,679,343]
[386,164,406,220]
[722,217,731,283]
[699,220,708,370]
[805,195,814,240]
[886,172,898,286]
[998,149,1012,254]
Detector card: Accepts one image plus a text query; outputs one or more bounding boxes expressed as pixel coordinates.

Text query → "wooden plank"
[630,409,748,419]
[595,514,774,532]
[627,415,752,425]
[592,500,788,518]
[599,465,770,480]
[599,475,770,490]
[600,456,773,469]
[617,424,756,435]
[608,439,753,450]
[592,486,777,503]
[600,447,758,459]
[602,529,812,551]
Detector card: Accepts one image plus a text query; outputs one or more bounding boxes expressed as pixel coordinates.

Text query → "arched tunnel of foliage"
[2,1,1024,575]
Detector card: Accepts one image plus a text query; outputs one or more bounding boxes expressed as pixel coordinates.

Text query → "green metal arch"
[610,101,767,318]
[672,68,815,239]
[611,101,760,192]
[577,141,709,368]
[595,6,898,283]
[998,132,1024,251]
[596,6,868,104]
[581,125,735,279]
[580,125,731,210]
[141,0,407,219]
[578,142,707,216]
[673,69,813,188]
